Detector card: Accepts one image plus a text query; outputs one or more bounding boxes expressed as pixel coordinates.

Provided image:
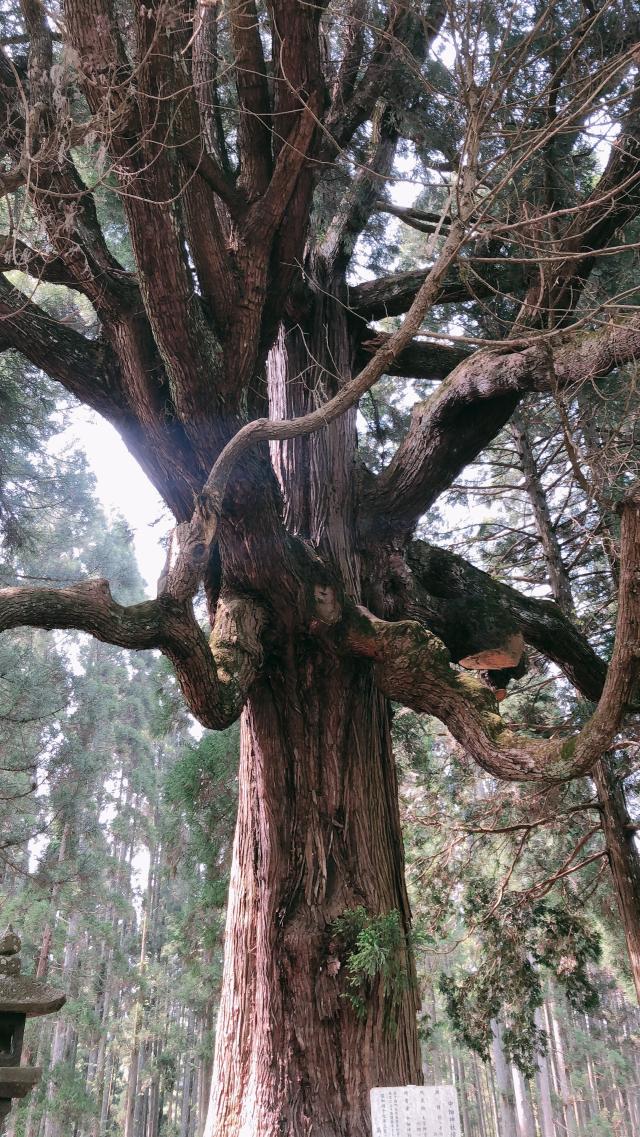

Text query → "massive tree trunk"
[206,670,421,1136]
[206,300,421,1136]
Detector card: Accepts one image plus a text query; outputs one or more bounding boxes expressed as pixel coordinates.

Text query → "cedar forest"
[0,0,639,1135]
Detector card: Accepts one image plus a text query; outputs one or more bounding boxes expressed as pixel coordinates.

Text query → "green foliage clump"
[331,906,409,1027]
[439,881,601,1075]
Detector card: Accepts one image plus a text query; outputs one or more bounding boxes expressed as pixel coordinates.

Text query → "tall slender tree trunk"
[512,414,574,615]
[490,1021,518,1137]
[511,1065,536,1137]
[453,1054,472,1137]
[574,388,621,584]
[533,1006,556,1137]
[471,1054,491,1137]
[42,912,80,1137]
[485,1057,501,1137]
[196,996,214,1137]
[592,754,640,1002]
[90,946,115,1137]
[98,1048,115,1137]
[545,1000,578,1137]
[582,1023,601,1119]
[179,1040,194,1137]
[124,912,148,1137]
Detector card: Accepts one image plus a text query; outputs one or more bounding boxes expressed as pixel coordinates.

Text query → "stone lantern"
[0,927,65,1132]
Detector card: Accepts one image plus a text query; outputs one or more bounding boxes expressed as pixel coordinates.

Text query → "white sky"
[67,407,169,596]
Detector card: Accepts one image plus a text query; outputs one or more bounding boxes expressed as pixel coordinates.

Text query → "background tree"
[1,2,640,1135]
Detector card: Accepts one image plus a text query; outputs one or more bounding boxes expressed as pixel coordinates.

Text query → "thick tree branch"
[366,313,640,532]
[341,484,640,782]
[246,89,324,246]
[0,581,265,731]
[192,5,233,178]
[316,2,444,276]
[405,541,607,702]
[318,103,398,275]
[373,200,453,234]
[0,237,133,297]
[179,137,245,218]
[169,43,241,328]
[0,275,124,416]
[0,276,205,518]
[347,259,525,320]
[229,0,272,195]
[62,0,232,450]
[356,332,471,380]
[2,4,134,316]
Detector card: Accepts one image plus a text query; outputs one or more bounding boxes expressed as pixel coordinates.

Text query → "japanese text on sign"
[370,1084,461,1137]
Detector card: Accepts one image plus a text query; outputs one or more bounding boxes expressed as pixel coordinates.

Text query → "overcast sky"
[69,407,169,595]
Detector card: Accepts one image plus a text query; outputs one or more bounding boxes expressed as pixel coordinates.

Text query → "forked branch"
[159,224,467,601]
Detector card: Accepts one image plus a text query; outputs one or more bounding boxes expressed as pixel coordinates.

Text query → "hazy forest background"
[2,0,640,1134]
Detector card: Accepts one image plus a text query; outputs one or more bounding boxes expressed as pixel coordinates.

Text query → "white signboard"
[370,1084,461,1137]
